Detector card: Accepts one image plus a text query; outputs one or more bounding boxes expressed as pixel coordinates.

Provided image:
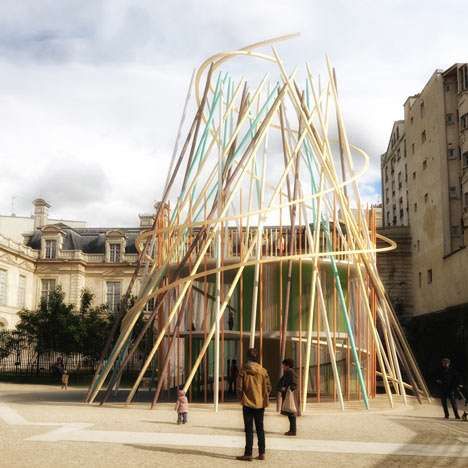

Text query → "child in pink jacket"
[175,388,189,424]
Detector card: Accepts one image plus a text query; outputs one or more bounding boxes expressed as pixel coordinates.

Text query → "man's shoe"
[236,455,252,461]
[284,431,296,436]
[256,454,265,460]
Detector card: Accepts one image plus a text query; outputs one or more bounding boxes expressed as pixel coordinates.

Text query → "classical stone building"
[381,63,468,317]
[0,199,153,330]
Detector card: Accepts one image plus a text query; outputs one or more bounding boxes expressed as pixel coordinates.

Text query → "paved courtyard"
[1,383,468,467]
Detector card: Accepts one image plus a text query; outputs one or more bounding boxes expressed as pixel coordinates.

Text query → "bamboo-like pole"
[301,173,325,413]
[239,189,244,367]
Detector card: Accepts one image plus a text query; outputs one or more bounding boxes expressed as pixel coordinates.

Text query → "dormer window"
[45,239,57,259]
[40,225,65,259]
[109,243,121,263]
[105,230,127,263]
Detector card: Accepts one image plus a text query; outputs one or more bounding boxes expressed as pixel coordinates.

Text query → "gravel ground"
[1,383,468,467]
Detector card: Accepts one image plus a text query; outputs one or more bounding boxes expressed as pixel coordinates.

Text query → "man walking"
[436,358,461,419]
[236,348,271,461]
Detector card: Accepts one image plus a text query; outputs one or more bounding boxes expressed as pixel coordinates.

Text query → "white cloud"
[0,1,466,225]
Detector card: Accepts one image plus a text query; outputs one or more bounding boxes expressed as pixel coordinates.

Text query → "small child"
[175,388,188,424]
[61,370,69,390]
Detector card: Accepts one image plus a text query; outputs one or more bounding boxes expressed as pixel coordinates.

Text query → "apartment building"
[382,63,468,317]
[381,121,409,227]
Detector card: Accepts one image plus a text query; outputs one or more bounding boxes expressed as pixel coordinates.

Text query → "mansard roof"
[27,224,141,254]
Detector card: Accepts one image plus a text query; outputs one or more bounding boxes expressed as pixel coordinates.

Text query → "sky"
[0,0,467,227]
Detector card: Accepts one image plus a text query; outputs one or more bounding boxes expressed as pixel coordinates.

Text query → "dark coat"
[277,368,297,398]
[436,366,461,394]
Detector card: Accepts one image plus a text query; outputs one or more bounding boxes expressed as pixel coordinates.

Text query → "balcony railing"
[0,234,38,258]
[153,224,354,268]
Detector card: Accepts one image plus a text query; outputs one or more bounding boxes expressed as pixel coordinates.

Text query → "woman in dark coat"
[277,358,297,436]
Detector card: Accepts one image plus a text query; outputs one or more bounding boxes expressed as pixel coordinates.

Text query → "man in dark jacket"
[436,358,461,419]
[236,348,271,462]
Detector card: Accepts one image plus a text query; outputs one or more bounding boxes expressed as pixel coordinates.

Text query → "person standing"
[278,358,297,436]
[228,359,239,395]
[61,370,69,390]
[236,348,271,462]
[436,358,461,419]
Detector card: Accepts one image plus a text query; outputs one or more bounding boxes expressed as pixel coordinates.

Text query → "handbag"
[281,388,297,415]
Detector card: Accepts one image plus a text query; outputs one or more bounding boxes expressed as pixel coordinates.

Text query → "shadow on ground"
[376,413,468,467]
[127,444,236,461]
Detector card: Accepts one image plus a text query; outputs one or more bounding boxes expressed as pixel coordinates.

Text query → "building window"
[0,269,7,306]
[410,116,414,125]
[463,152,468,167]
[448,148,458,160]
[417,240,420,251]
[109,243,121,263]
[447,113,454,125]
[421,131,426,143]
[144,298,156,312]
[449,186,458,199]
[45,240,57,259]
[459,65,468,92]
[18,274,26,308]
[461,113,468,130]
[423,160,427,170]
[414,202,418,212]
[106,282,121,313]
[445,83,451,92]
[424,193,428,203]
[412,143,415,155]
[41,279,56,304]
[427,269,432,284]
[413,171,416,180]
[418,272,422,288]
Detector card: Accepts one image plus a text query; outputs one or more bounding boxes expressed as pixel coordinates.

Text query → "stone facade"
[382,63,468,316]
[376,226,413,319]
[0,235,37,329]
[0,200,153,330]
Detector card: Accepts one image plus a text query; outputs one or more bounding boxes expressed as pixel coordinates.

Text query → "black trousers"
[242,406,265,456]
[441,391,460,418]
[288,414,297,433]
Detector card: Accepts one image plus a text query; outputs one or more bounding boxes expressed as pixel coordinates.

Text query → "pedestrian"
[175,387,189,424]
[236,348,271,462]
[435,358,461,419]
[228,359,239,395]
[61,370,69,390]
[278,358,297,436]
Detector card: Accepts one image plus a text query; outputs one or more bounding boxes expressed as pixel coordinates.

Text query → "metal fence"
[0,339,144,378]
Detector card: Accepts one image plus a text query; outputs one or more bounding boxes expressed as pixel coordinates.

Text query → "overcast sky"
[0,1,466,226]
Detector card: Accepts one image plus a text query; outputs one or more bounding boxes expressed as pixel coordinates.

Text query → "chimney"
[33,198,51,230]
[138,214,154,228]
